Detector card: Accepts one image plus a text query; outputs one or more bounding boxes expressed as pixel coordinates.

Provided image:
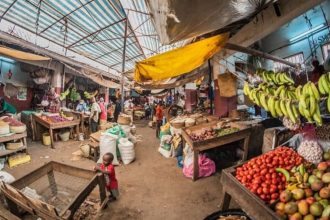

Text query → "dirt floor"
[1,121,228,220]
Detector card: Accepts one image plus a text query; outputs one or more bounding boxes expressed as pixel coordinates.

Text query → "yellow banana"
[295,85,302,98]
[318,75,327,95]
[286,100,296,123]
[313,105,322,126]
[243,82,250,95]
[260,93,269,111]
[292,104,299,120]
[275,100,283,117]
[309,82,320,100]
[309,95,316,116]
[280,100,288,116]
[328,94,330,114]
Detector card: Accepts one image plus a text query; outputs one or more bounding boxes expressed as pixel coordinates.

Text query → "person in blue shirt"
[76,99,87,112]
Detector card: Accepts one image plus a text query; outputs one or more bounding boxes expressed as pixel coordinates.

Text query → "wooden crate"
[0,161,107,220]
[220,165,280,220]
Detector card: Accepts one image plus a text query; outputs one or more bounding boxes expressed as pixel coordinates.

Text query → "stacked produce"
[41,115,69,123]
[235,147,304,204]
[274,151,330,219]
[297,140,323,165]
[1,116,26,133]
[186,127,240,142]
[243,70,330,127]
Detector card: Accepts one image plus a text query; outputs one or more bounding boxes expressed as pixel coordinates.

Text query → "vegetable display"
[235,147,303,204]
[297,140,323,165]
[186,127,240,142]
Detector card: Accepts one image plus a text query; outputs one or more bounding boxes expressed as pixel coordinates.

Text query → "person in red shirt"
[98,97,107,124]
[94,153,119,200]
[155,102,163,138]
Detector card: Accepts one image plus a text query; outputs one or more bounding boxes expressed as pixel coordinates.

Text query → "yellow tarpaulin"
[134,34,228,82]
[0,46,50,61]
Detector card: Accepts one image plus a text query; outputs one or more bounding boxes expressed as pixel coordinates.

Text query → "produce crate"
[220,164,281,220]
[0,161,107,220]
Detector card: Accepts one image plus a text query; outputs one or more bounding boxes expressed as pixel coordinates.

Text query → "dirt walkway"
[3,123,224,220]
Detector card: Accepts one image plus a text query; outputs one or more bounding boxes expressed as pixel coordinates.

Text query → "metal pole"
[121,18,128,113]
[208,59,213,115]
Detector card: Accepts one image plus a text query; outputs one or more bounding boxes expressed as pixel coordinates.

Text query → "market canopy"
[147,0,273,44]
[134,34,228,83]
[0,0,186,80]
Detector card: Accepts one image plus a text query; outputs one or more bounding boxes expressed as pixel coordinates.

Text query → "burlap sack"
[217,72,237,97]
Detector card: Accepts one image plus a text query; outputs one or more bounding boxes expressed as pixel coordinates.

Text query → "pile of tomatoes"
[235,147,304,204]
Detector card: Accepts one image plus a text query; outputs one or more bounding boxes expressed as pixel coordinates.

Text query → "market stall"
[32,113,80,149]
[182,121,251,181]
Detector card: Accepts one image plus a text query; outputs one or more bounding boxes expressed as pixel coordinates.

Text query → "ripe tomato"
[271,193,279,199]
[260,194,267,200]
[263,187,270,195]
[260,169,267,175]
[265,174,271,180]
[257,188,263,195]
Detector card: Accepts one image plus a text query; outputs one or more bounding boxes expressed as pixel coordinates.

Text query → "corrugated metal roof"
[0,0,183,78]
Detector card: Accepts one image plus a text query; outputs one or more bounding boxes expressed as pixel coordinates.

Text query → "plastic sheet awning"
[134,34,228,82]
[147,0,273,44]
[0,46,50,61]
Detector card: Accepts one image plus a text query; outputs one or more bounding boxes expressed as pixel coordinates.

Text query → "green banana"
[268,97,277,117]
[295,85,302,98]
[286,100,296,123]
[276,168,290,181]
[309,81,320,100]
[328,94,330,114]
[275,100,283,117]
[280,100,288,116]
[318,75,327,95]
[292,104,299,119]
[260,93,269,111]
[313,105,322,126]
[309,95,316,116]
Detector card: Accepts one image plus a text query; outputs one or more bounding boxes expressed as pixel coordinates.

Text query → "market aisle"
[3,122,224,220]
[99,123,224,220]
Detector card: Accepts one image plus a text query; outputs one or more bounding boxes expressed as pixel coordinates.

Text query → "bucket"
[42,133,51,146]
[59,131,70,141]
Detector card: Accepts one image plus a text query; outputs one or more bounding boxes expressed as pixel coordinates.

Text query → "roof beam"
[0,0,18,22]
[38,0,95,34]
[218,0,325,60]
[66,18,126,49]
[0,30,119,80]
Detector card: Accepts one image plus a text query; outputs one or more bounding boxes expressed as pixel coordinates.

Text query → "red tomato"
[271,193,279,199]
[271,178,278,185]
[261,183,267,188]
[271,173,277,179]
[260,194,267,200]
[242,176,247,183]
[260,169,267,175]
[257,188,263,195]
[263,187,270,195]
[265,174,271,180]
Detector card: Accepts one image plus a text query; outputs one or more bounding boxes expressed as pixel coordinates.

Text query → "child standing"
[94,153,119,200]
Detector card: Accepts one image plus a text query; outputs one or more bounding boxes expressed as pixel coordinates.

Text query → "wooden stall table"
[0,132,28,158]
[181,121,251,181]
[32,115,80,149]
[220,166,280,220]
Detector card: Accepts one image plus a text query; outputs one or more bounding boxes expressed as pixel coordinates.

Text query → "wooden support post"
[219,189,231,210]
[97,173,106,203]
[47,171,57,196]
[193,150,199,181]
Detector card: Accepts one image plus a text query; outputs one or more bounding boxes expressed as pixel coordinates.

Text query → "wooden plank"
[0,132,27,143]
[11,162,53,189]
[97,173,107,204]
[0,145,27,157]
[60,175,98,218]
[52,161,95,179]
[221,168,280,220]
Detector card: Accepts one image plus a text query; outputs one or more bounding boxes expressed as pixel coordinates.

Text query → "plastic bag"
[106,125,126,138]
[159,134,173,158]
[183,154,216,179]
[118,138,135,165]
[0,171,15,183]
[98,133,119,165]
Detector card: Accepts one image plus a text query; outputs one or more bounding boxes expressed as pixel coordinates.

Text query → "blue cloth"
[76,103,87,112]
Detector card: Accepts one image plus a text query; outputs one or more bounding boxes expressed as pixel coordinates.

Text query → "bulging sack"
[118,138,135,165]
[183,154,216,179]
[98,133,119,165]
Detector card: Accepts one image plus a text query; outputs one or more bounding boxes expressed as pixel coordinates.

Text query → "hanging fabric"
[134,34,228,82]
[0,46,50,61]
[217,71,237,97]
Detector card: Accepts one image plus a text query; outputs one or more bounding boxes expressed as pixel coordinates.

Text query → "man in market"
[0,97,17,115]
[113,99,121,123]
[76,99,87,112]
[310,59,325,83]
[90,97,101,133]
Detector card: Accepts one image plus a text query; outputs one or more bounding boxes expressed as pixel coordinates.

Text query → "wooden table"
[32,115,80,149]
[220,166,280,220]
[0,132,27,157]
[181,121,251,181]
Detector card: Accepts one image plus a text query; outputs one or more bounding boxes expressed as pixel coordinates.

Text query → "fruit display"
[274,155,330,219]
[243,70,330,127]
[84,90,98,99]
[217,127,240,137]
[59,88,70,101]
[40,115,69,123]
[235,147,304,204]
[297,140,323,165]
[69,87,81,102]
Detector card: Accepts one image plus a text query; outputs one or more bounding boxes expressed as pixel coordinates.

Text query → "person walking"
[155,102,163,138]
[113,99,121,123]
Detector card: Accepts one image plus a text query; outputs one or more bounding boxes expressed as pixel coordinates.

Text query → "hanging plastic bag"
[183,154,216,179]
[98,133,119,165]
[118,138,135,165]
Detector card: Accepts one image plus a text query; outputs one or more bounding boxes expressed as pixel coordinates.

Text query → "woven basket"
[6,141,23,150]
[118,115,131,125]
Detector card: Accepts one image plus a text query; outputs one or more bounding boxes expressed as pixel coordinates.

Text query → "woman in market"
[155,102,163,138]
[113,99,121,123]
[0,97,16,115]
[98,97,107,125]
[90,97,101,133]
